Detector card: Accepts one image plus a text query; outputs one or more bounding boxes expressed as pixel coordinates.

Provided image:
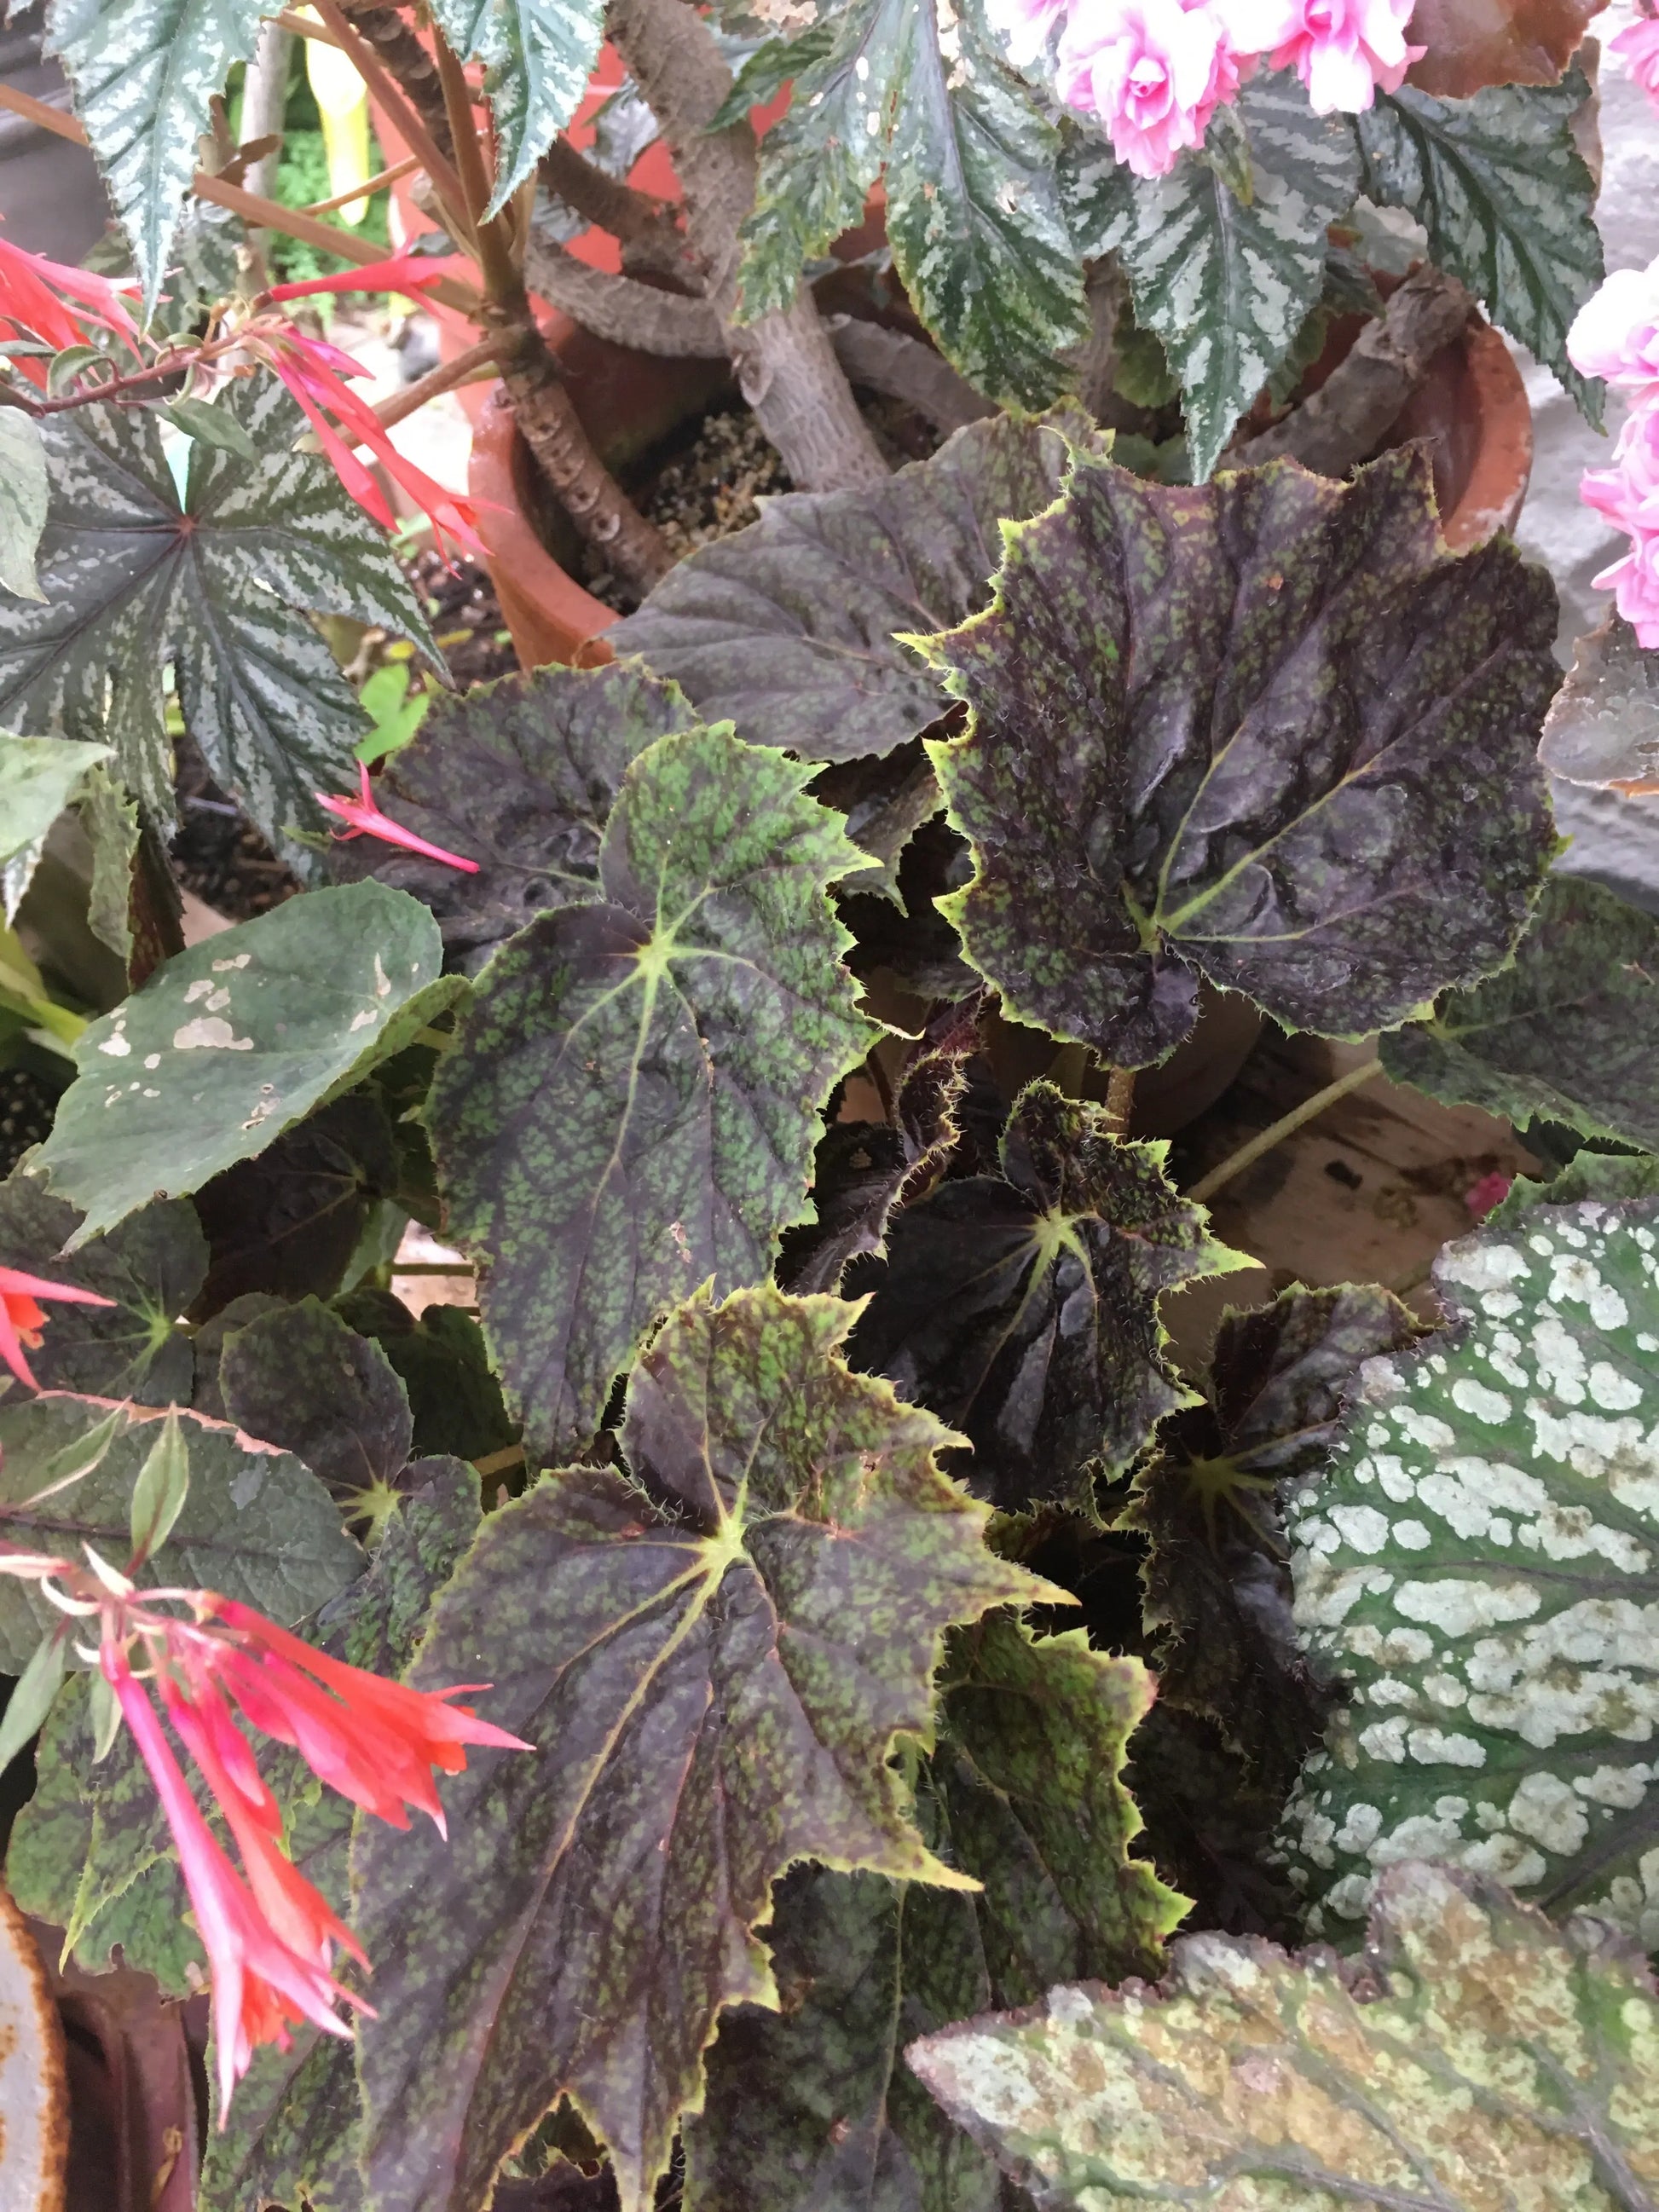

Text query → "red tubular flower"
[264,253,449,305]
[103,1646,363,2116]
[0,1268,116,1390]
[211,1599,529,1838]
[0,234,140,387]
[316,763,480,873]
[260,326,485,559]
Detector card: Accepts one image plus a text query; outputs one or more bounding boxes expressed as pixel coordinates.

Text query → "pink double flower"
[987,0,1423,179]
[1569,255,1659,645]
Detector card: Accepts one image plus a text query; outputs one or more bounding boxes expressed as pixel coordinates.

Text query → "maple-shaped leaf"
[778,1014,971,1297]
[1357,72,1604,423]
[336,660,700,967]
[427,722,876,1461]
[731,0,1087,407]
[334,1287,519,1466]
[847,1083,1248,1517]
[218,1296,415,1512]
[0,1170,206,1403]
[1382,876,1659,1152]
[1279,1193,1659,1943]
[909,1861,1659,2211]
[0,377,441,874]
[351,1284,1052,2212]
[31,881,460,1247]
[613,411,1094,765]
[922,446,1559,1068]
[688,1613,1182,2212]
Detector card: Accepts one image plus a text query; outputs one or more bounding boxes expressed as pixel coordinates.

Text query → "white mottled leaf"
[1356,71,1605,423]
[0,730,110,921]
[429,0,606,218]
[0,377,440,875]
[0,410,49,602]
[1068,71,1360,480]
[1279,1193,1659,1945]
[45,0,270,315]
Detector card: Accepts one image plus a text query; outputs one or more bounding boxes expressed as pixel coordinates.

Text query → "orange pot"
[470,298,1534,674]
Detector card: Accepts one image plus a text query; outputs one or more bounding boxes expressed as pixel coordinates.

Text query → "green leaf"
[352,663,429,767]
[0,1631,69,1781]
[848,1083,1246,1517]
[332,1290,518,1465]
[0,731,111,922]
[1280,1192,1659,1941]
[194,1089,403,1312]
[708,19,835,130]
[1381,877,1659,1152]
[31,881,460,1246]
[128,1405,188,1562]
[0,378,442,873]
[44,0,269,312]
[0,1170,206,1403]
[613,410,1092,764]
[219,1296,414,1509]
[1066,72,1360,480]
[161,394,259,459]
[77,757,138,963]
[1493,1148,1659,1228]
[196,1461,481,2212]
[737,0,1086,407]
[346,659,699,965]
[428,0,606,217]
[909,1860,1659,2211]
[0,409,49,601]
[428,722,875,1459]
[0,1393,360,1671]
[1357,71,1605,423]
[691,1618,1179,2212]
[351,1283,1051,2212]
[923,445,1560,1068]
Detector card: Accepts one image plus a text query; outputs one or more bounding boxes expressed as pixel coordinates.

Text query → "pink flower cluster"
[1611,10,1659,113]
[987,0,1424,176]
[1569,258,1659,644]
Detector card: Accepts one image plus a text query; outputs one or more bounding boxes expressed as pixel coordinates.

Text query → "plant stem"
[373,335,501,428]
[1187,1059,1384,1205]
[301,153,420,217]
[309,0,471,234]
[1104,1065,1136,1135]
[432,29,518,299]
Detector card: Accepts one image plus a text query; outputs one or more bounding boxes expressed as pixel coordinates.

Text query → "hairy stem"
[607,0,887,491]
[1104,1065,1136,1136]
[539,136,691,285]
[1187,1059,1384,1204]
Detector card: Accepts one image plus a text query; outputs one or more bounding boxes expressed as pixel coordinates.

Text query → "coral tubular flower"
[210,1599,531,1838]
[0,1268,116,1391]
[316,762,480,872]
[103,1644,364,2116]
[264,253,450,305]
[0,234,140,385]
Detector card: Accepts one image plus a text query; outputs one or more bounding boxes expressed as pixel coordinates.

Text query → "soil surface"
[0,1064,60,1180]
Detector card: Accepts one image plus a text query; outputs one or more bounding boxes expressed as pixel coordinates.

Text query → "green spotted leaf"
[613,410,1094,765]
[31,881,460,1246]
[429,0,605,218]
[0,410,49,602]
[908,1861,1659,2212]
[338,658,699,967]
[0,1170,206,1402]
[0,377,441,874]
[688,1614,1179,2212]
[196,1461,481,2212]
[847,1083,1248,1517]
[219,1296,414,1510]
[0,1392,361,1674]
[1063,72,1361,481]
[0,731,110,921]
[333,1289,518,1465]
[1382,878,1659,1152]
[923,445,1560,1069]
[428,722,875,1461]
[1356,71,1605,424]
[43,0,268,313]
[351,1284,1050,2212]
[737,0,1087,407]
[1494,1150,1659,1228]
[1279,1193,1659,1943]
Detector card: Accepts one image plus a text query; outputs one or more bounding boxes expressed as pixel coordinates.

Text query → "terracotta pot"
[469,295,1533,673]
